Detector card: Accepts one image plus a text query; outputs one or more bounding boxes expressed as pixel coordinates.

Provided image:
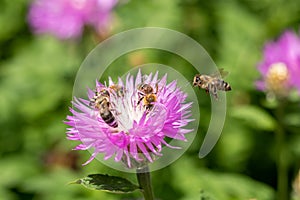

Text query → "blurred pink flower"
[65,71,194,168]
[257,30,300,96]
[28,0,118,39]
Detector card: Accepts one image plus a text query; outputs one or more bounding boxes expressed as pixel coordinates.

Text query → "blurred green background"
[1,0,300,199]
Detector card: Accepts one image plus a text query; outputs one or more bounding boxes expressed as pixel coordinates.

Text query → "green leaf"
[230,105,276,131]
[70,174,140,194]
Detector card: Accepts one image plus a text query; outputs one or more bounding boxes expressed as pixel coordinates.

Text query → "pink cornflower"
[28,0,118,39]
[257,30,300,97]
[65,71,194,168]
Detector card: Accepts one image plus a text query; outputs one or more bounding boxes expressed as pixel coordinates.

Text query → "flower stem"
[275,101,289,200]
[136,165,154,200]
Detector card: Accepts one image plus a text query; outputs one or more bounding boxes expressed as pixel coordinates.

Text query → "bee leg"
[208,84,218,100]
[110,108,121,115]
[89,98,96,106]
[212,85,217,94]
[137,91,143,105]
[212,90,219,100]
[155,83,158,94]
[137,96,144,105]
[213,93,219,100]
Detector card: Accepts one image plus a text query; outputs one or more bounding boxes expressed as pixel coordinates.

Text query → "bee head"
[99,89,110,97]
[193,74,202,86]
[138,83,153,94]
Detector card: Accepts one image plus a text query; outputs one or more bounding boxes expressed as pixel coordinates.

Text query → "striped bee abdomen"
[98,99,118,128]
[217,79,231,91]
[90,88,118,128]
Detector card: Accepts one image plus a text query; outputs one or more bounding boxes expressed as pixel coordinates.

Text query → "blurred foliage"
[1,0,300,199]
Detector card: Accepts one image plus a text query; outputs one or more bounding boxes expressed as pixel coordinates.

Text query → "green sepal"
[69,174,140,194]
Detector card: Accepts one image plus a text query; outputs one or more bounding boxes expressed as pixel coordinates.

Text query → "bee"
[109,84,124,97]
[193,69,231,99]
[89,88,118,128]
[137,83,159,110]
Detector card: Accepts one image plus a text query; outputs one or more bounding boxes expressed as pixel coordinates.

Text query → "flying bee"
[89,88,118,128]
[137,83,159,110]
[193,68,231,99]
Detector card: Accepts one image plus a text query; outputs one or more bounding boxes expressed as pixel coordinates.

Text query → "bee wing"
[208,83,219,99]
[211,68,229,78]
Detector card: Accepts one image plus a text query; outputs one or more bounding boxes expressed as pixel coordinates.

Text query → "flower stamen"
[266,62,290,96]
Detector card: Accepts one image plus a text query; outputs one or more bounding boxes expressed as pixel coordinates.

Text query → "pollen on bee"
[143,94,157,105]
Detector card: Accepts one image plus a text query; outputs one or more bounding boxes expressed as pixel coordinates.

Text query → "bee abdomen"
[217,80,231,91]
[100,111,118,128]
[223,81,231,91]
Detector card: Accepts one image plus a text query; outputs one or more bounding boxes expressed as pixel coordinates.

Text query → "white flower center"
[109,90,145,133]
[266,62,289,95]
